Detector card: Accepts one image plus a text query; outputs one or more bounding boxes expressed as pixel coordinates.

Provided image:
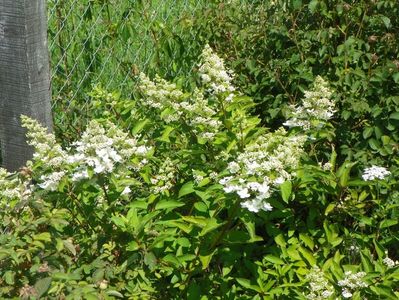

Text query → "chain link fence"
[47,0,211,138]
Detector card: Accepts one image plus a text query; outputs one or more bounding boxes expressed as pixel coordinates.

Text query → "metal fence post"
[0,0,53,171]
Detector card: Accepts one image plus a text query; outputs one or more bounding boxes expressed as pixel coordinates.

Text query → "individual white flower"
[237,188,250,199]
[341,289,352,298]
[121,187,131,195]
[362,165,390,181]
[274,177,285,185]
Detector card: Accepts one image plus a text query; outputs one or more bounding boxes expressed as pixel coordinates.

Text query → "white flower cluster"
[0,168,32,204]
[183,89,222,141]
[338,271,367,298]
[383,253,399,268]
[139,76,223,141]
[305,267,334,300]
[150,158,176,194]
[138,73,184,122]
[219,128,306,213]
[21,117,151,192]
[284,76,335,130]
[22,115,66,168]
[198,44,235,98]
[67,120,150,177]
[362,165,390,181]
[39,171,66,191]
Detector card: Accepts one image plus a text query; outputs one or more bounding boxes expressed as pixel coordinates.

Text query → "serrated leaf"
[4,271,14,285]
[144,252,157,271]
[106,291,124,298]
[35,277,52,298]
[63,239,76,256]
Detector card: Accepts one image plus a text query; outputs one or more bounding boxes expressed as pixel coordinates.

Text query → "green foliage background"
[0,0,399,299]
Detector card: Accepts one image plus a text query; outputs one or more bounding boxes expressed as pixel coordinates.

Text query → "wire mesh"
[47,0,210,139]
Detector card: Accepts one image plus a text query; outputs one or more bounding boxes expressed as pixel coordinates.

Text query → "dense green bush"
[1,46,398,299]
[189,0,399,165]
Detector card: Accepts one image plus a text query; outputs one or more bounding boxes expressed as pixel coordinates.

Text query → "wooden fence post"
[0,0,53,171]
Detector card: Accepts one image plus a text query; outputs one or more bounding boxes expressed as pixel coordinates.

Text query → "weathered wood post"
[0,0,53,171]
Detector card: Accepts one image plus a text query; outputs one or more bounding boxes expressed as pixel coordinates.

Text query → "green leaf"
[178,181,195,198]
[380,16,391,29]
[131,119,149,134]
[243,220,263,243]
[379,219,398,229]
[144,252,157,271]
[298,246,317,265]
[63,239,76,256]
[159,126,175,142]
[106,291,124,298]
[236,278,262,293]
[181,216,208,227]
[368,138,381,150]
[52,272,81,281]
[264,255,284,265]
[299,233,314,250]
[200,218,225,237]
[325,203,335,215]
[33,232,51,242]
[4,271,15,285]
[389,112,399,120]
[155,199,184,210]
[308,0,318,13]
[370,286,397,299]
[274,234,287,248]
[194,201,208,212]
[280,181,292,203]
[362,127,373,139]
[336,161,356,187]
[35,277,52,298]
[360,252,373,273]
[199,251,215,270]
